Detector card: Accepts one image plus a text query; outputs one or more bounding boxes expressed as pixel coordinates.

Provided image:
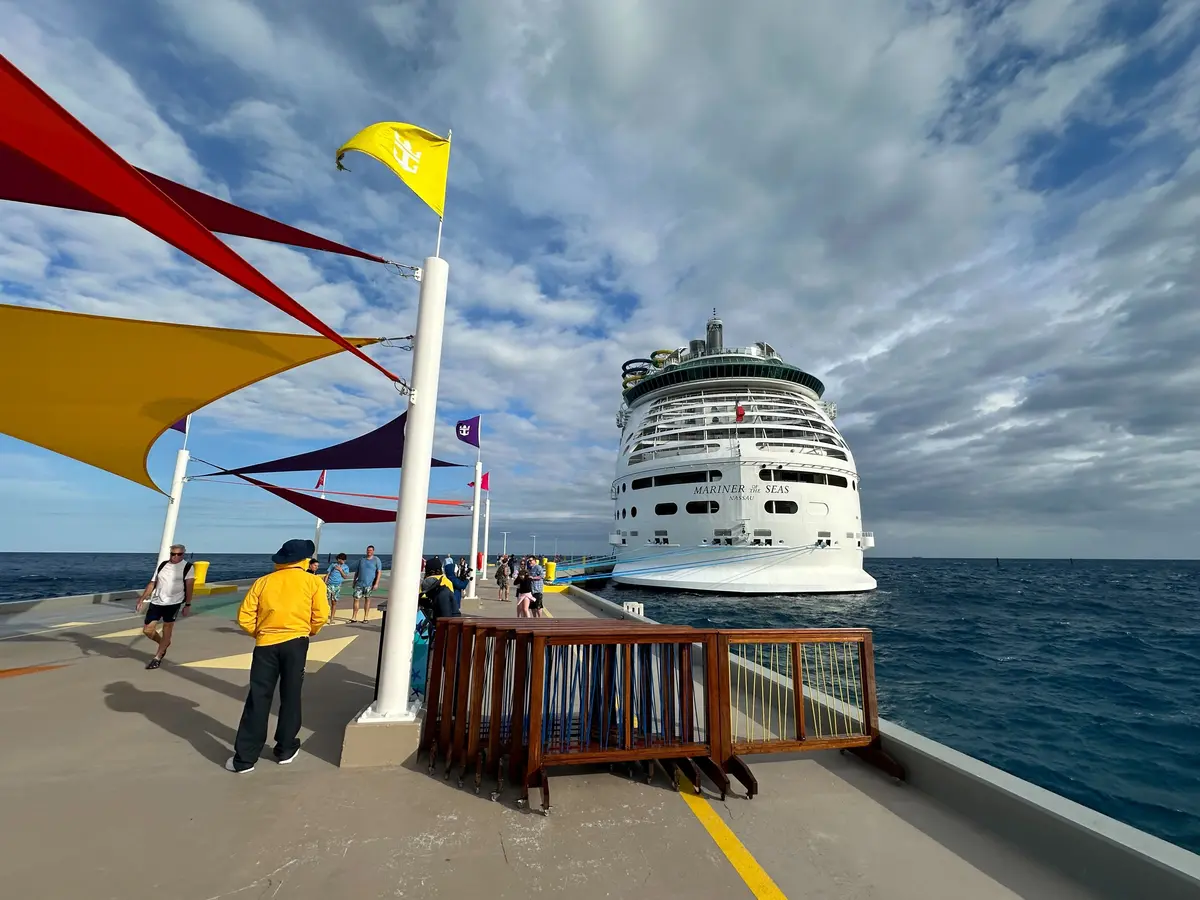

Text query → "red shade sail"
[0,53,400,384]
[239,474,465,524]
[0,144,387,263]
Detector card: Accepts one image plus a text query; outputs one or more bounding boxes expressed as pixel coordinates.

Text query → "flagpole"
[434,129,451,258]
[368,255,451,721]
[156,418,191,566]
[481,491,491,583]
[313,471,326,556]
[466,415,482,602]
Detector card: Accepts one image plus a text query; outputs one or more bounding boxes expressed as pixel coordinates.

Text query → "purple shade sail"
[455,415,480,447]
[238,474,466,524]
[169,418,188,434]
[200,412,464,476]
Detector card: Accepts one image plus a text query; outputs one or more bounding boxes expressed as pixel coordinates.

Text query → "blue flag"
[455,415,480,447]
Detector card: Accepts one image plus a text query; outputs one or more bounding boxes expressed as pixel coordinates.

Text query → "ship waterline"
[610,313,875,594]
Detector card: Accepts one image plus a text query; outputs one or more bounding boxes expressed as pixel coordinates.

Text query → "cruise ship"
[609,313,876,594]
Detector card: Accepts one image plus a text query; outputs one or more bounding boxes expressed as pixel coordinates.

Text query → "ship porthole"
[630,506,638,518]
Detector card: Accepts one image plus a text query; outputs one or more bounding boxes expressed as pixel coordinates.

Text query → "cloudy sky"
[1,0,1198,559]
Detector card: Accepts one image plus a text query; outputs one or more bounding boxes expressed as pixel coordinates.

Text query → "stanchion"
[373,608,388,702]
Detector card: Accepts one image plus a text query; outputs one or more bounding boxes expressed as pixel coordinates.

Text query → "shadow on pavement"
[103,680,236,767]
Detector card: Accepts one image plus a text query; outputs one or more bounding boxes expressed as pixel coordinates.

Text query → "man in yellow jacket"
[226,539,329,774]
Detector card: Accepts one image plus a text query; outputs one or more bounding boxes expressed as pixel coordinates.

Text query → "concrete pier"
[0,580,1179,899]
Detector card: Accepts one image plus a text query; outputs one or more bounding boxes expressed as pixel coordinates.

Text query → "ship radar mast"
[705,308,724,352]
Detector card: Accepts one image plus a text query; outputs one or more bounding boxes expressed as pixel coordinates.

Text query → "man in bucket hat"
[226,539,329,773]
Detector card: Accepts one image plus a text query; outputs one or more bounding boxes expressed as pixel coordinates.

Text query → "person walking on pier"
[349,544,382,624]
[135,543,195,670]
[226,539,329,774]
[527,556,546,618]
[324,552,349,622]
[495,555,510,602]
[514,563,535,618]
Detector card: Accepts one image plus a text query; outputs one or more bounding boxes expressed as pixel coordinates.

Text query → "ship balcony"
[860,531,875,549]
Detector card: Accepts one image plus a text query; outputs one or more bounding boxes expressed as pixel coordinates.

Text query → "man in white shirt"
[136,543,196,670]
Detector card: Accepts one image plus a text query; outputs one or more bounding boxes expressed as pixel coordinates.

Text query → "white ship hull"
[611,545,877,594]
[610,316,876,595]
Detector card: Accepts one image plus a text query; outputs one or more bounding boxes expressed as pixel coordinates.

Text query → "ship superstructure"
[610,313,876,593]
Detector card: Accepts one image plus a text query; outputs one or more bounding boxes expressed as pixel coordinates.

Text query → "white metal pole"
[501,531,509,555]
[156,448,190,566]
[368,256,450,721]
[481,493,491,582]
[466,458,482,600]
[313,475,325,556]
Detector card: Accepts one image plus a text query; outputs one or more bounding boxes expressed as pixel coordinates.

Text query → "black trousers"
[232,636,308,768]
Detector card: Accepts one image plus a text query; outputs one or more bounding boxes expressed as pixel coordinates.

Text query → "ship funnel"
[688,338,706,357]
[705,309,724,352]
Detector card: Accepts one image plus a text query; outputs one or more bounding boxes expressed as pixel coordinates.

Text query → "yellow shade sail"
[0,304,380,493]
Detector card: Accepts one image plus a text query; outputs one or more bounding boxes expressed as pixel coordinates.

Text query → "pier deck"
[0,580,1100,899]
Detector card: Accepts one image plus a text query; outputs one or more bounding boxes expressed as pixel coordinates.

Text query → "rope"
[193,477,467,505]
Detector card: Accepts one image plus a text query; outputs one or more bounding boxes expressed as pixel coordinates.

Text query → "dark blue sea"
[595,558,1200,856]
[2,554,1197,854]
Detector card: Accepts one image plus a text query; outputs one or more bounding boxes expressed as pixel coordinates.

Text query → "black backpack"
[155,559,193,581]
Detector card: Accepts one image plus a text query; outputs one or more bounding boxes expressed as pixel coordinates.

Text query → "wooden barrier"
[416,617,897,813]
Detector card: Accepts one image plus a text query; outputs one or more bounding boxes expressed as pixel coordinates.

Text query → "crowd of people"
[132,538,558,775]
[492,554,545,617]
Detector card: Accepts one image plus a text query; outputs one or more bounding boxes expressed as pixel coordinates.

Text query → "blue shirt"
[354,556,382,588]
[327,562,349,586]
[530,564,545,592]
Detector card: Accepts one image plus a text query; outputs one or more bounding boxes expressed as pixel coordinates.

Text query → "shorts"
[353,585,374,601]
[327,583,343,603]
[144,602,183,625]
[531,591,544,610]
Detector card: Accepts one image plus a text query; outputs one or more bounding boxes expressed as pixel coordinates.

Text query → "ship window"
[630,506,638,518]
[654,530,668,536]
[853,481,857,491]
[622,483,627,492]
[653,470,722,487]
[632,477,653,490]
[818,531,832,537]
[753,529,772,536]
[629,531,638,537]
[686,501,719,514]
[808,503,829,517]
[764,500,799,514]
[654,503,678,516]
[828,474,848,488]
[621,508,627,519]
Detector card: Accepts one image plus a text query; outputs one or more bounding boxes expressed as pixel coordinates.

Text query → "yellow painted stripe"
[677,775,788,900]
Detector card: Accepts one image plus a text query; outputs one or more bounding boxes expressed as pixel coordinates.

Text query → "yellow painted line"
[0,615,141,641]
[98,626,148,639]
[677,774,787,900]
[181,635,358,672]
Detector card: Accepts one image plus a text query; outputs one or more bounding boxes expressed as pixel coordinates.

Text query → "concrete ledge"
[339,705,425,768]
[566,583,1200,898]
[878,720,1200,900]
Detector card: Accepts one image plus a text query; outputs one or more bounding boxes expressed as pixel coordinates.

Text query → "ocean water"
[3,553,1197,854]
[596,557,1200,855]
[0,552,395,603]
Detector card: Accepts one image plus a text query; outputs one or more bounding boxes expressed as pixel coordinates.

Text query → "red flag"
[468,472,490,491]
[0,54,400,385]
[735,403,745,423]
[314,469,326,490]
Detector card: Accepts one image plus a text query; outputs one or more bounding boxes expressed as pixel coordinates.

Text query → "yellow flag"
[336,122,450,218]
